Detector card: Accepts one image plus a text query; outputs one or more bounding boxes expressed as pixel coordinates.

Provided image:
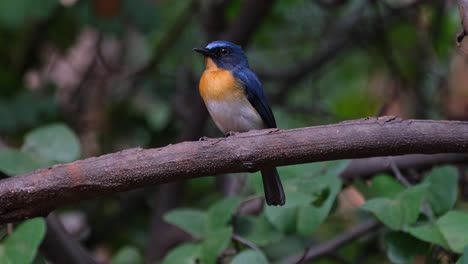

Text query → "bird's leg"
[224,131,239,137]
[199,136,210,141]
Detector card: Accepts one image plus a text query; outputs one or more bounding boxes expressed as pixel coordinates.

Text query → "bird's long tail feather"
[261,168,285,206]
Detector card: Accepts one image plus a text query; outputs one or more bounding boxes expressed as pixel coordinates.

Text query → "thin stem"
[232,234,262,253]
[283,219,381,264]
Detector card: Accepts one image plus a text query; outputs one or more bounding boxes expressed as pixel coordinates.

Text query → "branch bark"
[0,117,467,223]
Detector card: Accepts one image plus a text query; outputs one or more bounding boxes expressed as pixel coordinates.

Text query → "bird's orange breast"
[199,58,244,101]
[198,57,266,133]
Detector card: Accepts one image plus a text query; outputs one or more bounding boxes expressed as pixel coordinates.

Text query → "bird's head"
[193,40,248,70]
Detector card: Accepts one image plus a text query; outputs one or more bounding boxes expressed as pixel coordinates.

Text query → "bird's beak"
[193,48,215,58]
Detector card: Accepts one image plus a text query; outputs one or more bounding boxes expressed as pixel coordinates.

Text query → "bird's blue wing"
[233,68,277,128]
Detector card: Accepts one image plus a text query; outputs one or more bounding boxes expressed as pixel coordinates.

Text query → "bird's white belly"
[205,98,266,134]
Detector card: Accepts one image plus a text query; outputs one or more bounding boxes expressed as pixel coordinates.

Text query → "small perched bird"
[194,40,285,206]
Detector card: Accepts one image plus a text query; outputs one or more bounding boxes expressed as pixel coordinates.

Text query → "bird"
[193,40,285,206]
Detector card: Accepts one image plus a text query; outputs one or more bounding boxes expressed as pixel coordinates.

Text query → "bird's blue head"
[194,40,248,70]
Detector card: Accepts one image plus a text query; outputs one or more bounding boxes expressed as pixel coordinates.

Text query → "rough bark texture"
[0,116,467,223]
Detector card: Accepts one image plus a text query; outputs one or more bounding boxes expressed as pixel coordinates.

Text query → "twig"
[95,32,119,74]
[40,213,98,264]
[340,153,468,183]
[6,223,13,235]
[283,219,381,264]
[390,161,435,222]
[232,234,262,253]
[389,160,412,187]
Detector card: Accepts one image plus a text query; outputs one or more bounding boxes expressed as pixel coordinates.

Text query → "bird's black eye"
[220,48,229,55]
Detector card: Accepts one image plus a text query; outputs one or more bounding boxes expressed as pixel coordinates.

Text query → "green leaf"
[436,211,468,253]
[405,211,468,253]
[164,209,206,238]
[384,231,427,264]
[230,249,268,264]
[0,218,46,264]
[356,174,405,199]
[236,215,282,246]
[111,246,143,264]
[0,149,48,175]
[361,184,428,230]
[21,124,80,163]
[207,197,241,231]
[296,206,321,236]
[161,243,200,264]
[265,162,343,236]
[457,245,468,264]
[200,227,232,264]
[262,236,310,260]
[423,166,458,216]
[405,223,449,250]
[296,173,341,236]
[264,191,305,233]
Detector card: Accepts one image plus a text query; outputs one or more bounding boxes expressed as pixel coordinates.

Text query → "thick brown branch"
[0,117,467,223]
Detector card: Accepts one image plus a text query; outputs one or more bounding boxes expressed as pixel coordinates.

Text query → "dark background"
[0,0,467,263]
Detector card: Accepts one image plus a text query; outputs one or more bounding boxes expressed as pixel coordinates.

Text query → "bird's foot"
[199,136,209,141]
[224,131,239,137]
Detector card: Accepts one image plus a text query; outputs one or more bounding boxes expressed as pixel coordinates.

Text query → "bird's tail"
[261,168,285,206]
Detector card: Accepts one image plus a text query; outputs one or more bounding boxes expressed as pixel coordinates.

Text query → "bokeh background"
[0,0,467,263]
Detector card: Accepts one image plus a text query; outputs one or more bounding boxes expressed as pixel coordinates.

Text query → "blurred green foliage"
[458,246,468,264]
[0,123,80,174]
[111,246,143,264]
[384,231,428,264]
[361,184,429,230]
[0,0,57,30]
[0,218,46,264]
[0,0,467,263]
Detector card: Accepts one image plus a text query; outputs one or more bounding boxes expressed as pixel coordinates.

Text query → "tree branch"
[282,219,380,264]
[0,117,467,223]
[40,213,97,264]
[340,153,468,183]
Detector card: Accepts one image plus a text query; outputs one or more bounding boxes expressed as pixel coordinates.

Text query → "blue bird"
[194,40,285,206]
